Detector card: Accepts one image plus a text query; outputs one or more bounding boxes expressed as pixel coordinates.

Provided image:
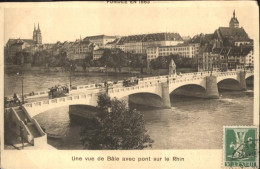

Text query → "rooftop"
[106,38,120,45]
[190,33,215,44]
[116,32,184,45]
[124,34,146,43]
[10,39,36,46]
[142,32,183,42]
[218,27,250,40]
[83,35,117,41]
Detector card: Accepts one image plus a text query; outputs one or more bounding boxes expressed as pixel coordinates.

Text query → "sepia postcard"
[0,1,259,169]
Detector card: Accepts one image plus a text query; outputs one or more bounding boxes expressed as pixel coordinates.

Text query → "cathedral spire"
[34,23,36,31]
[233,10,235,18]
[37,22,41,31]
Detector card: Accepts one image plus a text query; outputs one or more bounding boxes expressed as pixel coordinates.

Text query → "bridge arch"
[245,74,254,88]
[128,92,164,108]
[246,74,254,80]
[217,78,240,84]
[33,104,97,119]
[170,84,207,98]
[169,79,206,94]
[217,78,241,91]
[23,94,98,118]
[108,84,162,100]
[216,76,239,84]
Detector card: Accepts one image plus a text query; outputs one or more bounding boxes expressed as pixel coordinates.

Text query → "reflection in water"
[5,71,253,149]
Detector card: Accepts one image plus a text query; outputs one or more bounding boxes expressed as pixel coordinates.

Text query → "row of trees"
[84,49,147,70]
[11,49,197,71]
[150,54,197,70]
[11,49,148,72]
[12,50,73,68]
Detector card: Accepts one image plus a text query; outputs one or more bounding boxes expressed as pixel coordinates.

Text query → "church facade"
[197,10,254,71]
[5,23,43,63]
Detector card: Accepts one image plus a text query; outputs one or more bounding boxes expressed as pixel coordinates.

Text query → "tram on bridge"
[48,85,69,99]
[123,77,139,87]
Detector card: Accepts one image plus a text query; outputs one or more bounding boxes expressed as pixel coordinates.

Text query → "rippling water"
[4,70,253,149]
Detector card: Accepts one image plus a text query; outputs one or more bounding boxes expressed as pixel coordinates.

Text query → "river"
[4,71,254,149]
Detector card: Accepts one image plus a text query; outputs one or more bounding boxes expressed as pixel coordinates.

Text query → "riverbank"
[4,64,197,76]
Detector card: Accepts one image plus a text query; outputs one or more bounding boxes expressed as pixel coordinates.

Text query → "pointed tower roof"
[169,59,176,68]
[37,22,41,32]
[229,9,239,27]
[34,23,36,31]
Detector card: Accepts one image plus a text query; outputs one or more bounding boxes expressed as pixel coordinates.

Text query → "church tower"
[33,23,37,42]
[229,10,239,28]
[33,22,42,44]
[36,23,42,44]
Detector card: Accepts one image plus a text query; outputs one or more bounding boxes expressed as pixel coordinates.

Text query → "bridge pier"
[239,71,247,91]
[127,82,171,109]
[161,82,171,109]
[205,76,219,99]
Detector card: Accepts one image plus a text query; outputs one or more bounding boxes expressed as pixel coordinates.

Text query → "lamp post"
[243,62,246,73]
[105,64,108,82]
[128,60,131,77]
[17,72,24,104]
[210,55,213,76]
[70,64,72,89]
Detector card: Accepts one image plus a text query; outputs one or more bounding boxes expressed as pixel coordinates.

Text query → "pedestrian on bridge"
[20,126,24,149]
[24,119,28,125]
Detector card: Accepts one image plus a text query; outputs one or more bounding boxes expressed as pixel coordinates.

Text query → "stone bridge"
[22,70,253,117]
[5,70,253,148]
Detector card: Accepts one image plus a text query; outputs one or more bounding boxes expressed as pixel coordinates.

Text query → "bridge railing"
[109,74,206,94]
[109,72,227,94]
[14,70,254,101]
[23,89,103,109]
[108,81,161,94]
[22,83,102,100]
[169,76,205,84]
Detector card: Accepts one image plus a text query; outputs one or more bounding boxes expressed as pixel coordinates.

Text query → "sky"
[3,1,259,44]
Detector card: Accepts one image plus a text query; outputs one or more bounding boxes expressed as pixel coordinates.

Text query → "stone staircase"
[13,107,41,138]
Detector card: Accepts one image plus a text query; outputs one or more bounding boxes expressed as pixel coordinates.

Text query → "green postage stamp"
[223,126,259,168]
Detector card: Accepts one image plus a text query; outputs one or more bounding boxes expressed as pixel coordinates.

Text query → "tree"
[82,62,87,71]
[150,56,166,70]
[32,50,50,66]
[80,94,154,150]
[98,49,112,66]
[85,54,93,63]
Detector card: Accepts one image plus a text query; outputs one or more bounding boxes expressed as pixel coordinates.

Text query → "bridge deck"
[16,70,253,104]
